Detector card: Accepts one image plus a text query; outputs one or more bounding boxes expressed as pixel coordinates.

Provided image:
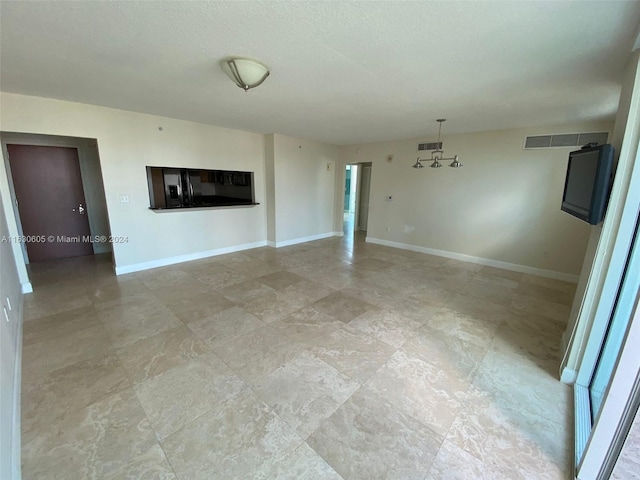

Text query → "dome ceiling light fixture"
[221,57,270,92]
[412,119,463,169]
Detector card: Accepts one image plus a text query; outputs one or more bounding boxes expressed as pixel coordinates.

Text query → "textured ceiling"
[1,1,639,145]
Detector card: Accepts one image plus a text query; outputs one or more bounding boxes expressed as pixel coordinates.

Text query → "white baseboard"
[20,282,32,294]
[334,231,345,237]
[270,232,336,248]
[366,237,579,283]
[114,240,268,275]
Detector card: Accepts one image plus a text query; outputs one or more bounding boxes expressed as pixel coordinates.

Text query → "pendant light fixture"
[412,119,462,169]
[221,57,270,92]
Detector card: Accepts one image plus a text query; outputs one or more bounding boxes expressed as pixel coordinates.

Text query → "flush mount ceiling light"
[412,119,462,169]
[221,57,270,92]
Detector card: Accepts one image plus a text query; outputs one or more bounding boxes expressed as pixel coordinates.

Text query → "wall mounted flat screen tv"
[561,144,614,225]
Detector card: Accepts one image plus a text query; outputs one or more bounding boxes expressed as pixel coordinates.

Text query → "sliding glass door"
[589,213,640,419]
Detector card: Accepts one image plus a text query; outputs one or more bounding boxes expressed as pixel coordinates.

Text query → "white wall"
[0,93,267,273]
[268,134,338,246]
[0,193,24,480]
[339,121,613,277]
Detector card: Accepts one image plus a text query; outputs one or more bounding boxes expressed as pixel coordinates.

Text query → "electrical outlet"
[119,195,130,204]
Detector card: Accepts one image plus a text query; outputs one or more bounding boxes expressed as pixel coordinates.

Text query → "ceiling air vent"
[418,142,442,151]
[524,132,608,149]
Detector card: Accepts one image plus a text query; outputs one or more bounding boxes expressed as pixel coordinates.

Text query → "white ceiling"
[1,1,639,145]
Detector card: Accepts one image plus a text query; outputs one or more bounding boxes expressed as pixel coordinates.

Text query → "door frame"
[357,163,372,232]
[1,134,106,263]
[342,162,372,235]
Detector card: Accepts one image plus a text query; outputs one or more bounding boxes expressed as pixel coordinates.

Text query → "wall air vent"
[524,132,608,149]
[417,142,443,151]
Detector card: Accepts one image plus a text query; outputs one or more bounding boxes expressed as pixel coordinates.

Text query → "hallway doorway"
[2,132,113,287]
[343,163,372,240]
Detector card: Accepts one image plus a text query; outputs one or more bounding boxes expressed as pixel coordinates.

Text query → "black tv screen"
[561,144,614,225]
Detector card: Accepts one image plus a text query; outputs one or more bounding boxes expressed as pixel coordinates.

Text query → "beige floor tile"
[406,282,454,308]
[272,306,346,345]
[308,387,442,480]
[85,277,150,304]
[403,325,486,382]
[161,388,303,480]
[134,352,246,439]
[22,388,156,480]
[212,324,307,385]
[425,307,500,349]
[510,292,571,323]
[519,274,577,296]
[22,323,113,380]
[255,442,343,480]
[194,268,249,289]
[446,385,570,480]
[187,306,265,349]
[311,325,397,383]
[281,279,335,306]
[22,305,101,346]
[103,443,177,480]
[163,290,235,323]
[242,290,306,323]
[23,285,93,321]
[383,296,441,325]
[97,294,184,349]
[312,291,377,323]
[365,349,469,437]
[478,265,524,282]
[348,308,422,348]
[426,440,509,480]
[256,270,305,290]
[253,353,360,439]
[367,270,424,295]
[147,278,213,303]
[461,274,517,306]
[22,350,131,444]
[340,279,405,307]
[226,259,283,279]
[445,292,517,323]
[20,237,573,479]
[219,279,275,303]
[472,349,571,427]
[134,267,193,290]
[115,325,210,383]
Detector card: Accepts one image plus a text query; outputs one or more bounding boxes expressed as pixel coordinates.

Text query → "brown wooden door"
[7,145,94,262]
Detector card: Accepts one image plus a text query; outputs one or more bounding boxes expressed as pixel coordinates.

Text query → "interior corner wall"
[271,134,338,245]
[264,134,276,245]
[339,120,613,277]
[0,92,267,272]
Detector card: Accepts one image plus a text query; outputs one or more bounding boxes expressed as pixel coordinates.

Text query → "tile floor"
[21,234,575,479]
